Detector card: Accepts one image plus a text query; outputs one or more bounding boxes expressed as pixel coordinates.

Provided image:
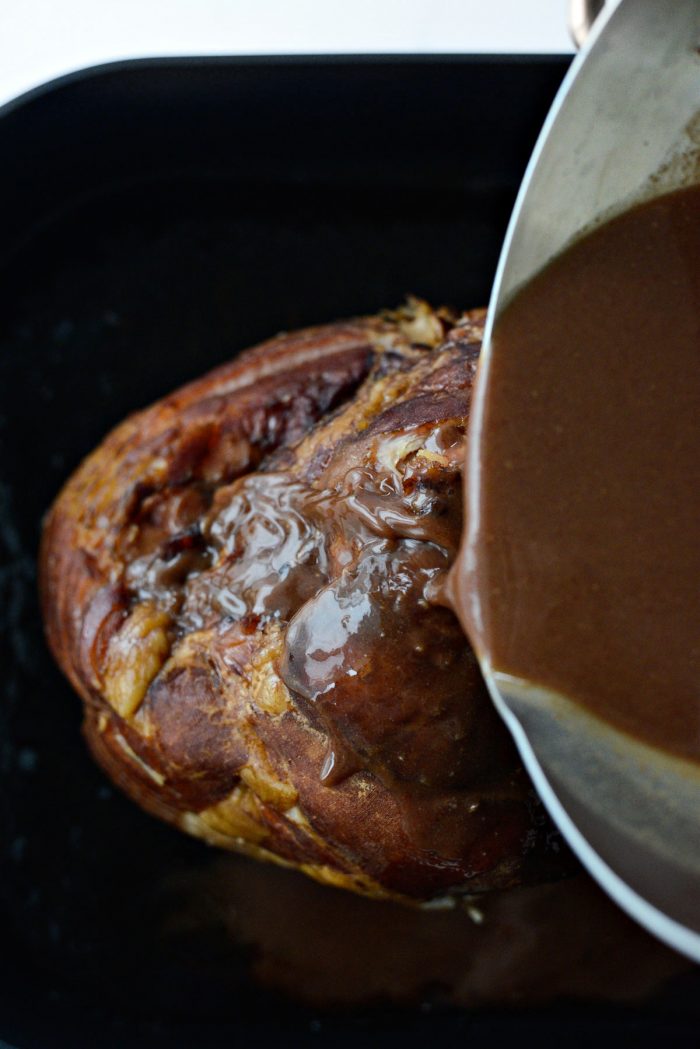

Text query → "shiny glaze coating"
[41,301,569,900]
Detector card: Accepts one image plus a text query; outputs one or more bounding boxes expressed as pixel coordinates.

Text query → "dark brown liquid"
[452,185,700,761]
[160,855,687,1009]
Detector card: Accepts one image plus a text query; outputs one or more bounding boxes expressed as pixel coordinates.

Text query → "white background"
[0,0,574,106]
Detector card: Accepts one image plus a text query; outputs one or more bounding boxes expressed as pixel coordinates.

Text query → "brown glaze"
[452,186,700,761]
[41,299,571,900]
[160,856,688,1009]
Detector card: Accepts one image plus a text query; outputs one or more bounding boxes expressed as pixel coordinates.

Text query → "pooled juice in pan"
[451,184,700,761]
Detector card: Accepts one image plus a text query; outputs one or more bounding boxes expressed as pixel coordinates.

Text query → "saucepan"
[1,32,699,1049]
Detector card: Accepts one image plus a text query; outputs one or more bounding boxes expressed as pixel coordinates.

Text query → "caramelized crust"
[41,301,569,901]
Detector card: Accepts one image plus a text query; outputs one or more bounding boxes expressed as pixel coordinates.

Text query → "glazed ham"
[40,300,569,901]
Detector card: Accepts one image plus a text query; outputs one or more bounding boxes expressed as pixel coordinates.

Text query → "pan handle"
[569,0,606,47]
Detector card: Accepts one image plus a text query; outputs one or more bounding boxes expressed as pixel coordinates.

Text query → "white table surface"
[0,0,575,108]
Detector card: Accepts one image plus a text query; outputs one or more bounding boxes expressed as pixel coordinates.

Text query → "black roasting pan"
[1,55,698,1048]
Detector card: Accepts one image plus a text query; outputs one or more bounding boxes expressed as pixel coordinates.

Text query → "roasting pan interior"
[0,56,698,1048]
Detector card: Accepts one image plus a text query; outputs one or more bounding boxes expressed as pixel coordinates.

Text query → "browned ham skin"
[40,301,570,901]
